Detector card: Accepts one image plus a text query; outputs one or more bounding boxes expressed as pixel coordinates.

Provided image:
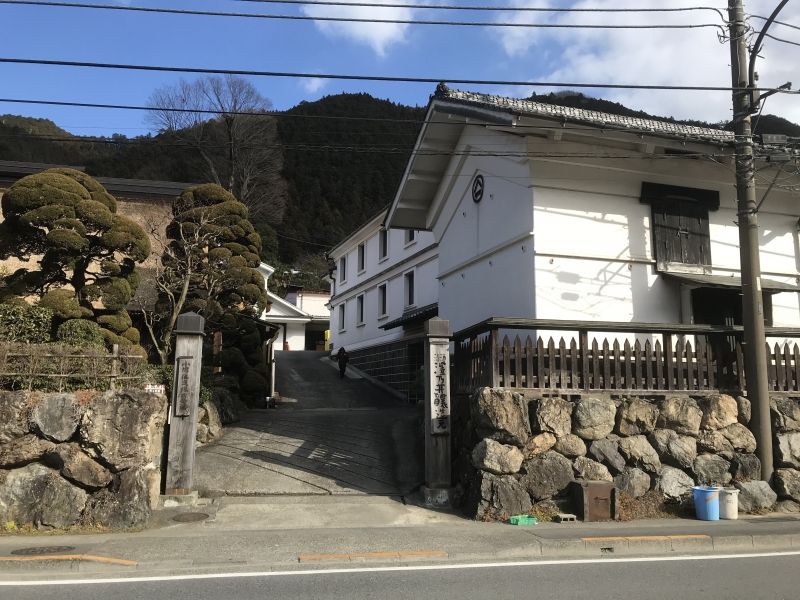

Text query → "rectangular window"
[339,256,347,282]
[641,182,718,272]
[378,283,387,317]
[357,242,366,273]
[404,271,415,307]
[379,229,388,260]
[356,294,364,325]
[338,304,346,331]
[404,229,416,245]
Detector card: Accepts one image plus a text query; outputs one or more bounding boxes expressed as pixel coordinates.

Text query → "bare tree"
[136,214,218,365]
[147,75,288,223]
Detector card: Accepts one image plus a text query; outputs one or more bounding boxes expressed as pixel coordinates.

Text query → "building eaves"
[435,86,736,145]
[380,302,438,330]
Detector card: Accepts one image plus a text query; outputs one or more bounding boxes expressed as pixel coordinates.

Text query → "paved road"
[194,352,423,495]
[5,553,800,599]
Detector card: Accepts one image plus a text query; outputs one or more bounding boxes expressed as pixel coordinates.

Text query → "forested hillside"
[276,93,424,262]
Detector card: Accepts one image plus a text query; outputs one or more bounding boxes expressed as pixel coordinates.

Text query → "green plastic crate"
[508,515,538,526]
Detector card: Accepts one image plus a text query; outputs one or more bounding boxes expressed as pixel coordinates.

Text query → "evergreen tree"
[0,168,150,349]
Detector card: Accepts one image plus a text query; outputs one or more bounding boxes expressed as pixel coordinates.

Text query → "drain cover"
[11,546,76,556]
[172,512,209,523]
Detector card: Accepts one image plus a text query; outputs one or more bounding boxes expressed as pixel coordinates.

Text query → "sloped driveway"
[194,352,423,496]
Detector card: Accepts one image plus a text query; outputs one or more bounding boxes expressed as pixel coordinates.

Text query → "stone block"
[657,396,702,436]
[617,398,659,436]
[472,438,524,475]
[735,480,777,513]
[618,435,661,474]
[472,388,531,447]
[700,394,739,431]
[520,451,574,500]
[694,454,732,486]
[589,437,626,475]
[614,467,651,498]
[29,393,80,442]
[0,463,87,529]
[531,397,573,437]
[573,397,617,440]
[554,434,586,458]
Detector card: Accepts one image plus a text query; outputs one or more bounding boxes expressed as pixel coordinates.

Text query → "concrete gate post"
[165,312,205,495]
[421,317,455,507]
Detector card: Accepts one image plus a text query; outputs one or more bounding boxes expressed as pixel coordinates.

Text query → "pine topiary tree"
[0,168,150,348]
[167,183,267,325]
[141,183,268,365]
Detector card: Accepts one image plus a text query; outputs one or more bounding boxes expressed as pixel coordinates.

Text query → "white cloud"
[491,0,800,124]
[302,77,327,94]
[301,0,416,57]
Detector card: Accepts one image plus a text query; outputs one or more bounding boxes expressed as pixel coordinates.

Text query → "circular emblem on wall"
[472,174,484,203]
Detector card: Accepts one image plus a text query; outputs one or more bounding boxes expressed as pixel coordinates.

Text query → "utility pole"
[728,0,773,481]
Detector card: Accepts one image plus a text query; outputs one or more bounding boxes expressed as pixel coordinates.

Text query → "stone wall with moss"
[457,389,800,521]
[0,389,166,530]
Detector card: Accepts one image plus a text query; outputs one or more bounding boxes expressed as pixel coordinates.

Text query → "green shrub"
[218,347,248,376]
[39,289,91,320]
[0,304,54,343]
[97,310,132,334]
[240,369,267,404]
[56,319,104,348]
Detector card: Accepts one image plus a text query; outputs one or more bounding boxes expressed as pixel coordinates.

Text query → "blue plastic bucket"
[693,486,721,521]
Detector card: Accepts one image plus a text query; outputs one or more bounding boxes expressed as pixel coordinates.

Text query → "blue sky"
[1,0,799,136]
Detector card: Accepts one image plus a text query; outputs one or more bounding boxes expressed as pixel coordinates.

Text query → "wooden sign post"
[422,317,454,508]
[165,312,205,495]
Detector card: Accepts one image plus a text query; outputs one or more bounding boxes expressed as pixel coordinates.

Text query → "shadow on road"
[194,351,424,496]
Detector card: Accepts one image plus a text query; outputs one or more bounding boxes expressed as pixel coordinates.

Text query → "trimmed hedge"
[0,304,54,343]
[56,319,105,348]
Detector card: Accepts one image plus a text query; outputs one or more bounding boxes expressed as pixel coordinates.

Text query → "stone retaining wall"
[0,389,166,530]
[458,389,800,519]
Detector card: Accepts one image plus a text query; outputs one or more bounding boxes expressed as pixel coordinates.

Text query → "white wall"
[295,293,330,319]
[525,136,800,332]
[434,126,536,334]
[274,322,307,352]
[328,216,438,352]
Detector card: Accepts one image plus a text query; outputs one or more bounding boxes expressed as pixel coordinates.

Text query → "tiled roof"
[380,302,438,331]
[434,85,735,145]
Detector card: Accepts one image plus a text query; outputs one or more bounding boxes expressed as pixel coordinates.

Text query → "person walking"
[336,347,349,379]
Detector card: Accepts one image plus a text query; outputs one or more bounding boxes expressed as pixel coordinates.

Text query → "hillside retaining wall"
[0,389,166,530]
[456,388,800,519]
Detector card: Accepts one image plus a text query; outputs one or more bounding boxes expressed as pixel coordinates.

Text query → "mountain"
[275,93,424,262]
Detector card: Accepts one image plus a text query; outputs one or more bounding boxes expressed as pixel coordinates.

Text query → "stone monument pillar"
[165,312,205,495]
[421,317,454,507]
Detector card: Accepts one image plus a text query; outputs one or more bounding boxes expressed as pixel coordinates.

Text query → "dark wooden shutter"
[642,183,716,271]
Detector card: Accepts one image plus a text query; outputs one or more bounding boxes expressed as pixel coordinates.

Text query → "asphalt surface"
[193,352,423,495]
[5,553,800,599]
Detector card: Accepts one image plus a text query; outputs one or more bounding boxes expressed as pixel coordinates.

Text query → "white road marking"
[2,550,799,586]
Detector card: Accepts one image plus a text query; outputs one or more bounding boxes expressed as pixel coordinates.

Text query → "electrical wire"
[1,57,795,94]
[0,96,760,146]
[749,14,800,33]
[0,131,746,161]
[758,31,800,48]
[0,0,726,29]
[231,0,726,18]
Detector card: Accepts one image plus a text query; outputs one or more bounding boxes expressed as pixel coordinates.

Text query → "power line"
[0,96,749,140]
[1,57,796,94]
[758,31,800,48]
[0,131,749,161]
[232,0,726,18]
[0,0,725,29]
[749,14,800,33]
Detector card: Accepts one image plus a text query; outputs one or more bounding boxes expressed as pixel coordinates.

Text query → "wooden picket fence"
[453,318,800,394]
